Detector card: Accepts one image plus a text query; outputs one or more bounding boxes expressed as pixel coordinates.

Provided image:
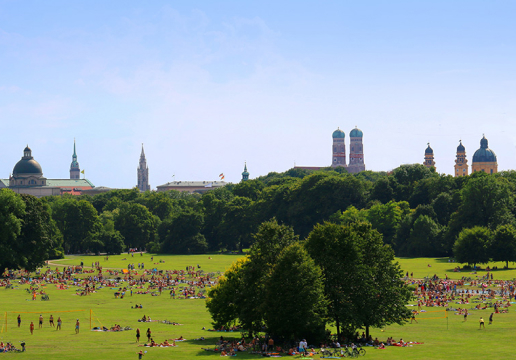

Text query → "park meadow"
[1,253,515,360]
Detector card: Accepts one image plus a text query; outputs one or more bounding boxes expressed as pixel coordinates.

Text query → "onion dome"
[349,126,363,138]
[332,128,345,138]
[425,143,434,154]
[457,140,465,152]
[472,135,497,163]
[13,145,43,175]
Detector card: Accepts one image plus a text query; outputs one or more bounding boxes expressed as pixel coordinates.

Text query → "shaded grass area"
[2,254,516,359]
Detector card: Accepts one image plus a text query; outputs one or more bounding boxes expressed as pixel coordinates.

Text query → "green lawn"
[1,254,516,359]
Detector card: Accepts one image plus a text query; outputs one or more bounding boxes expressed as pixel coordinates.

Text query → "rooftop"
[46,179,95,188]
[157,181,227,188]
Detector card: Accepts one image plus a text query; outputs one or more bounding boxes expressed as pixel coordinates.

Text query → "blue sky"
[1,1,516,188]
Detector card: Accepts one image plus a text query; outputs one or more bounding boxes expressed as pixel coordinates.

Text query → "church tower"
[137,144,150,192]
[424,143,436,169]
[331,128,346,168]
[70,140,80,179]
[454,140,468,177]
[347,127,365,173]
[241,163,249,181]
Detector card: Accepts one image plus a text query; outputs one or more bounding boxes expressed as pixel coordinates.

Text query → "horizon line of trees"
[2,163,516,270]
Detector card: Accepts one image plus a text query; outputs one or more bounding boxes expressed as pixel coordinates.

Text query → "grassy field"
[1,254,516,359]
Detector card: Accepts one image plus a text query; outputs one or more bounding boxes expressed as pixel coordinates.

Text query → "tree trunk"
[365,325,369,339]
[336,316,340,340]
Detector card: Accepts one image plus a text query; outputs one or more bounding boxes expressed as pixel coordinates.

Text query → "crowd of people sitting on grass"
[202,333,423,357]
[406,273,516,311]
[0,342,25,353]
[2,263,220,304]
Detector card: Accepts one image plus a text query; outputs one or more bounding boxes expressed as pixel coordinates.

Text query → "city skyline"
[1,1,516,188]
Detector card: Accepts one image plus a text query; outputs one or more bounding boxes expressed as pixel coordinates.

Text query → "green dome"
[13,146,43,175]
[350,127,363,138]
[332,128,345,138]
[472,136,497,163]
[13,159,43,175]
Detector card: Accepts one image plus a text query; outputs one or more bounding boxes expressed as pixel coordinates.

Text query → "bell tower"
[137,144,150,192]
[424,143,436,169]
[348,127,365,173]
[454,140,468,177]
[331,128,346,168]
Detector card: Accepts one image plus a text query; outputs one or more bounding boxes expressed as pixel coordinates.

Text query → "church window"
[491,169,493,174]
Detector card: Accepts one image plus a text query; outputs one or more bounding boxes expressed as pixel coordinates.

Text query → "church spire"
[70,139,80,179]
[242,162,249,181]
[137,143,150,191]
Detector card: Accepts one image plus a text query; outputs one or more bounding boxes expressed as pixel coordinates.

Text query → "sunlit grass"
[1,254,515,359]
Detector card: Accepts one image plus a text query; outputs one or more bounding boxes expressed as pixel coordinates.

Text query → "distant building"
[241,163,249,181]
[472,135,498,174]
[423,143,436,169]
[70,140,80,179]
[0,145,94,197]
[331,128,346,168]
[454,141,468,177]
[347,127,365,173]
[137,144,150,192]
[156,181,226,194]
[296,127,366,173]
[426,135,497,175]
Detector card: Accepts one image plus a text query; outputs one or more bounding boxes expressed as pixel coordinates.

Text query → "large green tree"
[0,189,26,270]
[115,202,160,249]
[453,227,492,267]
[159,209,208,254]
[366,201,410,245]
[456,173,514,230]
[51,197,101,253]
[206,219,299,336]
[491,225,516,268]
[265,242,327,342]
[15,195,64,270]
[405,215,443,257]
[206,258,247,329]
[306,221,412,338]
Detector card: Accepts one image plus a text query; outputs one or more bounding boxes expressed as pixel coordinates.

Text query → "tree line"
[2,163,516,270]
